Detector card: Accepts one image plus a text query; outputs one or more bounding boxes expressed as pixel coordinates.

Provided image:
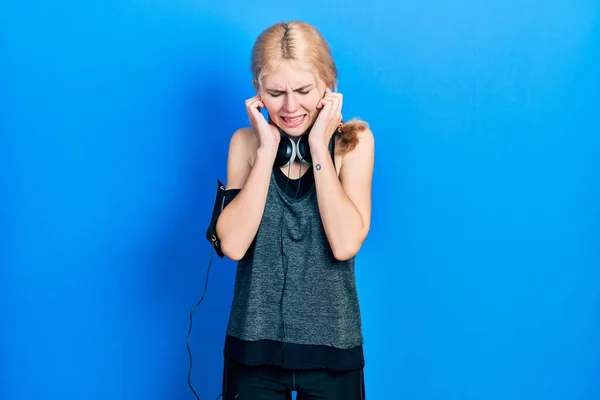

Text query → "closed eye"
[266,85,313,97]
[296,85,313,95]
[268,90,310,97]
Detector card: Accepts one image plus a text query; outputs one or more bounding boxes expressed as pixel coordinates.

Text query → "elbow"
[331,241,361,261]
[331,232,369,261]
[332,250,357,261]
[226,251,245,262]
[219,238,247,261]
[215,219,246,261]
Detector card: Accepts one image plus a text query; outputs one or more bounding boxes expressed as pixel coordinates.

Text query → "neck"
[275,125,312,140]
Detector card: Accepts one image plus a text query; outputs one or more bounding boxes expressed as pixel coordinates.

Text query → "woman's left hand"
[309,88,343,149]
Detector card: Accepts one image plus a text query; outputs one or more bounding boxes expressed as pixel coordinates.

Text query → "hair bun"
[338,118,369,153]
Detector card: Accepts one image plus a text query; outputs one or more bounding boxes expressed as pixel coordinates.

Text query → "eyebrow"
[266,84,313,93]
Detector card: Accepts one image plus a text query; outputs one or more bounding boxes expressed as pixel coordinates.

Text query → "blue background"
[2,0,599,399]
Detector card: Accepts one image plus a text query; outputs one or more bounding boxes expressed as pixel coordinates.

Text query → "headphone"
[269,114,313,167]
[275,133,311,167]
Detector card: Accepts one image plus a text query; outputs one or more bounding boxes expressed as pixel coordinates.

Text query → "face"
[258,60,326,137]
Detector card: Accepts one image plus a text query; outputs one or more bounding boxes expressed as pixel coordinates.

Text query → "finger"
[246,109,256,125]
[317,97,326,109]
[246,100,257,117]
[246,96,264,108]
[323,95,340,110]
[326,96,339,109]
[245,100,257,115]
[247,99,264,116]
[324,92,341,101]
[245,95,259,106]
[246,96,260,107]
[319,98,333,113]
[330,91,342,111]
[333,96,342,119]
[326,92,339,106]
[319,87,331,104]
[246,99,262,125]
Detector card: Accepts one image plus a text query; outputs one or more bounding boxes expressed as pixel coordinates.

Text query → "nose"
[283,93,299,113]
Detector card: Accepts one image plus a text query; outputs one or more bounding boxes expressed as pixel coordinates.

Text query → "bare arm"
[215,128,276,261]
[311,129,375,260]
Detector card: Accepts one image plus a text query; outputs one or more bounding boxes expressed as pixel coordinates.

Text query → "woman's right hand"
[245,96,280,156]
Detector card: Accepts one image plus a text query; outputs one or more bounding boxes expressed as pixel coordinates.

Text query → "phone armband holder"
[206,179,226,258]
[205,180,241,259]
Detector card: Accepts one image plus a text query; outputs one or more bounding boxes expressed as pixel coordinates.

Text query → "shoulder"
[225,127,259,189]
[338,125,374,170]
[228,126,259,159]
[336,118,373,156]
[353,126,374,147]
[229,126,258,149]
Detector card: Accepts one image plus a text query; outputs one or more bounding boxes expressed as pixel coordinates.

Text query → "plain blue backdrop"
[2,0,599,399]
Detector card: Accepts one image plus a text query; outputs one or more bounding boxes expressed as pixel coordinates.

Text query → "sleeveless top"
[223,136,365,370]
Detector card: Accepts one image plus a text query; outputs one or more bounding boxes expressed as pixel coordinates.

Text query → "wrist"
[308,137,329,153]
[256,145,277,163]
[308,141,331,164]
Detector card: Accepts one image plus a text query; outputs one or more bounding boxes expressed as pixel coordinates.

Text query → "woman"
[215,20,374,400]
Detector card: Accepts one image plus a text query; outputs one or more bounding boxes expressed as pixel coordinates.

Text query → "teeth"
[284,115,304,123]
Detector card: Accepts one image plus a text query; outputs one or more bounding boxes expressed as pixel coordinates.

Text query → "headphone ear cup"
[274,136,296,167]
[296,134,312,165]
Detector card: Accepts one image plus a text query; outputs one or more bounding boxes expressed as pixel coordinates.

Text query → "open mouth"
[280,114,307,128]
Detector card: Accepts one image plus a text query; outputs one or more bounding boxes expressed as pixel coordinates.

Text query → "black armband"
[205,179,241,258]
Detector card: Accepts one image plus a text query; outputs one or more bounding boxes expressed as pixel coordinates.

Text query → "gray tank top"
[226,142,363,349]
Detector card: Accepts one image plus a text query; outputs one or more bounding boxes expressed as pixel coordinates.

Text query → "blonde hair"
[250,21,368,153]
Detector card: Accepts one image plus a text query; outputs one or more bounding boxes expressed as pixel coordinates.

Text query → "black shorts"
[222,358,366,400]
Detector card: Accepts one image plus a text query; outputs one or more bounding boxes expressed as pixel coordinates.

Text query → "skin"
[216,59,375,261]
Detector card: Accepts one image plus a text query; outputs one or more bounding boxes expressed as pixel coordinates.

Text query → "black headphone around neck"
[270,119,312,168]
[275,133,311,168]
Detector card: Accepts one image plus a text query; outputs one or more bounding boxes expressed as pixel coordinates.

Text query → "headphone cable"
[186,246,216,400]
